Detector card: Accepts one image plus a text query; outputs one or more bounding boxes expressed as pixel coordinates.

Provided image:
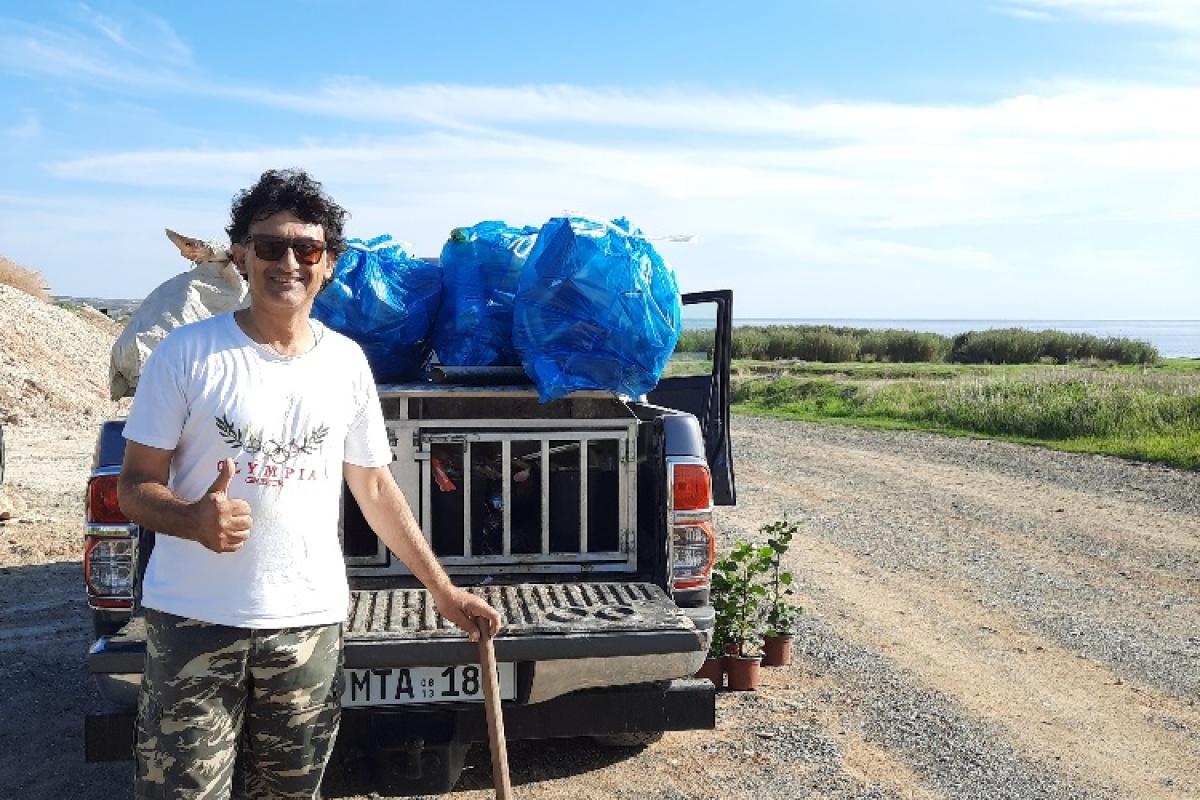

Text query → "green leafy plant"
[710,517,805,657]
[711,540,768,658]
[760,517,803,637]
[707,613,728,658]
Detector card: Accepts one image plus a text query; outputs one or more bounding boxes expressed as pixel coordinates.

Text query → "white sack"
[109,229,249,399]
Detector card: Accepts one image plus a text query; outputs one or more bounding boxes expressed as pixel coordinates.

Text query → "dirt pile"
[0,283,130,427]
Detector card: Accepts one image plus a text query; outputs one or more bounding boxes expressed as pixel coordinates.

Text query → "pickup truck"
[83,289,736,796]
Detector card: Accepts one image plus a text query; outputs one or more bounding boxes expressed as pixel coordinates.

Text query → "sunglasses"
[245,235,327,265]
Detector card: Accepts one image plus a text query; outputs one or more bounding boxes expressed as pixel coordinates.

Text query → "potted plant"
[710,540,768,690]
[760,517,803,667]
[694,621,726,688]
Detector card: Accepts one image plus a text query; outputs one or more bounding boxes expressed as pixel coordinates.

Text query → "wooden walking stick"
[477,619,512,798]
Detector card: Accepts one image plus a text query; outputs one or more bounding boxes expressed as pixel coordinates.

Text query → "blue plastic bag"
[513,216,683,401]
[311,235,441,382]
[432,221,538,367]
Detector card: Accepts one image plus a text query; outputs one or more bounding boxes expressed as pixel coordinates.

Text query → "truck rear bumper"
[89,650,709,712]
[87,631,143,707]
[86,677,716,767]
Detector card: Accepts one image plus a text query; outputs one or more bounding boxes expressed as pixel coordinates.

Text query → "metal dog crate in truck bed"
[344,389,641,573]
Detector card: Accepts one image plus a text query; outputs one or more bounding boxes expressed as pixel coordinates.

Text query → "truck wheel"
[591,731,664,748]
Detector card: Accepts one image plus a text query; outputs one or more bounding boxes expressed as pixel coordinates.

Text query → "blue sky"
[3,0,1200,319]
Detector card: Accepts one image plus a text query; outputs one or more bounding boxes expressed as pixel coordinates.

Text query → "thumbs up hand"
[193,458,253,553]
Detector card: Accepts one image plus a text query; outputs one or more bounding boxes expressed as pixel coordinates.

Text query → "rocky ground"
[0,284,130,429]
[1,415,1196,800]
[1,285,1196,799]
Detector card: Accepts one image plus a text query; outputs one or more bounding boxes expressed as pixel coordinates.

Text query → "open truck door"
[646,290,736,505]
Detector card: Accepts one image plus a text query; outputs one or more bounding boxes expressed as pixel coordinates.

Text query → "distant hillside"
[53,296,142,320]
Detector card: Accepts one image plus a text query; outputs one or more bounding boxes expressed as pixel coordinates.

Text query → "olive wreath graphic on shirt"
[215,414,328,464]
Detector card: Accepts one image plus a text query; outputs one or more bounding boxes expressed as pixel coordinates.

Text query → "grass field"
[730,359,1200,468]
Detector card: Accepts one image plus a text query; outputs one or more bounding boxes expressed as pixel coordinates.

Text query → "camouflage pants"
[135,609,342,800]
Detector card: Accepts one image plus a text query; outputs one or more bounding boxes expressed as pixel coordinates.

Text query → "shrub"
[760,518,803,636]
[675,328,714,358]
[732,327,771,360]
[765,326,805,360]
[860,329,949,363]
[724,325,1153,367]
[711,518,805,656]
[798,328,859,362]
[0,255,50,302]
[1093,337,1158,365]
[949,328,1158,366]
[711,541,768,657]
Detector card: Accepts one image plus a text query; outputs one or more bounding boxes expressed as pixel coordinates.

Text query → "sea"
[727,319,1200,360]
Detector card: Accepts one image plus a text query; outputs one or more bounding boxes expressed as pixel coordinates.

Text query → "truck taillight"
[672,522,715,589]
[670,459,715,591]
[672,463,712,512]
[87,474,129,524]
[84,535,135,604]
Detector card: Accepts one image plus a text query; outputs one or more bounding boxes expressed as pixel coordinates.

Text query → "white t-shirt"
[123,313,392,628]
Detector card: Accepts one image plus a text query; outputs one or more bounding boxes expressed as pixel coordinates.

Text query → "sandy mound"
[0,284,131,427]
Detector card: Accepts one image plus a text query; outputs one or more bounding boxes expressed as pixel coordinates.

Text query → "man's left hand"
[435,588,502,642]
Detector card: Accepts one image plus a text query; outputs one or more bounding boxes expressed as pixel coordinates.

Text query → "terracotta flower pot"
[723,654,761,691]
[694,656,725,688]
[762,634,794,667]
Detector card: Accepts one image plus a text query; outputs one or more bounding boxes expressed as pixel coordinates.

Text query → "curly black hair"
[226,168,350,259]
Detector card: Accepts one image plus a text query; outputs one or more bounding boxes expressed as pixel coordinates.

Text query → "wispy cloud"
[209,79,1200,147]
[78,3,193,66]
[0,8,194,87]
[993,5,1056,22]
[5,111,40,138]
[1000,1,1200,32]
[49,82,1200,231]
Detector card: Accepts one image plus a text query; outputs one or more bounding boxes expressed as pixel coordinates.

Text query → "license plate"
[342,663,516,707]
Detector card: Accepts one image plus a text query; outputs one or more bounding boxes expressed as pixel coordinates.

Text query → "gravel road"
[1,415,1196,799]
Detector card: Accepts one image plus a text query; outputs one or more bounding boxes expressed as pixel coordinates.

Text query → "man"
[118,168,501,799]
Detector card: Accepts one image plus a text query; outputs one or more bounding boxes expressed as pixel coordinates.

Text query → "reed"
[678,324,1161,366]
[948,327,1158,365]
